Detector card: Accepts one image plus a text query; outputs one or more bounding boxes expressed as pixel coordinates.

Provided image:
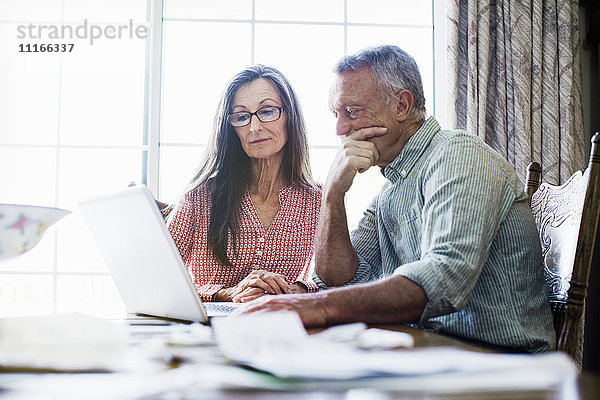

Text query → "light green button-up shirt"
[315,117,555,353]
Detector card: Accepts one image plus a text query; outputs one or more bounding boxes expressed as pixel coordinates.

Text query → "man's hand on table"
[232,294,328,327]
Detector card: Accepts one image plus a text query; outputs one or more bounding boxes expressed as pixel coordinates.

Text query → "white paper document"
[212,311,578,390]
[0,313,129,371]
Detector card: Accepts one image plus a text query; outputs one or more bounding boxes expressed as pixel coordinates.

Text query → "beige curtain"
[446,0,585,184]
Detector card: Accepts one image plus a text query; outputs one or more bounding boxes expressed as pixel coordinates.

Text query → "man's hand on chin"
[325,126,387,197]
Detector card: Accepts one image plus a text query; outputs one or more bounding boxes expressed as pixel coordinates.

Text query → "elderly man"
[241,45,555,353]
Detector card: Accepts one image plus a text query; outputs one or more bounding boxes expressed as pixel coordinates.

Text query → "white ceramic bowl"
[0,204,71,261]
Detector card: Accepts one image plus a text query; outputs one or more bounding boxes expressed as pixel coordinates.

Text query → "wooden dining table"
[297,323,599,400]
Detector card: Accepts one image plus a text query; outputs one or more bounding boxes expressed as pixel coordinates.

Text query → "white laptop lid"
[78,185,210,322]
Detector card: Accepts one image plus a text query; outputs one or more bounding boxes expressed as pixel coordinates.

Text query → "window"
[158,0,446,229]
[0,0,446,317]
[0,0,149,317]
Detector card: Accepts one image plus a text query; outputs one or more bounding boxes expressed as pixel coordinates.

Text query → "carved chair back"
[525,162,542,205]
[527,133,600,362]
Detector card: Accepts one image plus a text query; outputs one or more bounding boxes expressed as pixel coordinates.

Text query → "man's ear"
[395,90,414,122]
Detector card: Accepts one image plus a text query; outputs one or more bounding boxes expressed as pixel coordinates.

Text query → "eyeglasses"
[227,106,283,127]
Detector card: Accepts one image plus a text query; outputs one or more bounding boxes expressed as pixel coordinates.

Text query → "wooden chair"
[527,132,600,364]
[525,161,542,205]
[156,200,174,220]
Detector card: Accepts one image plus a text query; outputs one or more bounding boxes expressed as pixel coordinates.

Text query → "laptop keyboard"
[204,302,238,315]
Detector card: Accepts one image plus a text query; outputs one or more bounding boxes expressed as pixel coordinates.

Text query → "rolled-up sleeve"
[295,255,319,292]
[195,283,224,303]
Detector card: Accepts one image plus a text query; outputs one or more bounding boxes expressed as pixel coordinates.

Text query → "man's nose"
[335,117,351,137]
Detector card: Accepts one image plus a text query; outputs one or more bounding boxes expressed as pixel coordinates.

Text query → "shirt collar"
[382,116,441,183]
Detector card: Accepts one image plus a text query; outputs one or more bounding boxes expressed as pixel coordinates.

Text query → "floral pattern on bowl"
[0,204,71,261]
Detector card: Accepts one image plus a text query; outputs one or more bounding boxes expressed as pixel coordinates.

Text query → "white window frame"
[145,0,448,196]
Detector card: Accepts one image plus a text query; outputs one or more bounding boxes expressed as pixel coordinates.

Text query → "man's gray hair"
[335,45,427,122]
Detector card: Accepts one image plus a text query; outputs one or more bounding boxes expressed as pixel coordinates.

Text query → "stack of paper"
[212,312,577,391]
[0,313,129,371]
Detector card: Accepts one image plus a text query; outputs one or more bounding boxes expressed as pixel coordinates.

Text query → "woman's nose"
[249,114,262,132]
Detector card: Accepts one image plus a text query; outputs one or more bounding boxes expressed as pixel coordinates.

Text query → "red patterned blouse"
[167,183,322,302]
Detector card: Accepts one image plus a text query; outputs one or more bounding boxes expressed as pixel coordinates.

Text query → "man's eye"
[347,108,357,115]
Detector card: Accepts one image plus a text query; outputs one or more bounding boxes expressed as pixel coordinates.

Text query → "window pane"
[347,0,432,25]
[347,26,434,118]
[309,147,337,186]
[0,25,60,145]
[63,0,148,22]
[0,148,57,206]
[57,148,145,210]
[159,146,205,204]
[60,29,146,146]
[164,0,251,20]
[161,22,251,144]
[0,0,62,21]
[57,213,109,273]
[56,275,126,319]
[346,167,386,230]
[255,24,343,147]
[255,0,343,22]
[0,274,54,317]
[57,148,144,273]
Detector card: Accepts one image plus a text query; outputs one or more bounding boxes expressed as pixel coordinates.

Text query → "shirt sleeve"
[166,192,196,263]
[195,284,224,303]
[393,137,519,323]
[294,254,319,292]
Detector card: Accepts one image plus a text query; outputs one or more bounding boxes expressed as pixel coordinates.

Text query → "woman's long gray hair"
[187,64,314,266]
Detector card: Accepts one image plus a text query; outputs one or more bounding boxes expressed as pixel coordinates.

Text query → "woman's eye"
[235,114,250,123]
[259,108,275,117]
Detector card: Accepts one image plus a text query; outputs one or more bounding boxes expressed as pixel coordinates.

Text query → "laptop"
[79,185,241,323]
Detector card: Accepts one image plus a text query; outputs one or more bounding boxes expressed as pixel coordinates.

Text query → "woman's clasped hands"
[215,269,306,303]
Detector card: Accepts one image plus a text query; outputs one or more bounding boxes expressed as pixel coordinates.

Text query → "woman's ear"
[395,90,414,122]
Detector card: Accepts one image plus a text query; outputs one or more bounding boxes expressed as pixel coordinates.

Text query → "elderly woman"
[166,65,321,303]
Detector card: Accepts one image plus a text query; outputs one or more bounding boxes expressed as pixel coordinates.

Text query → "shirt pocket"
[382,209,419,230]
[381,209,422,263]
